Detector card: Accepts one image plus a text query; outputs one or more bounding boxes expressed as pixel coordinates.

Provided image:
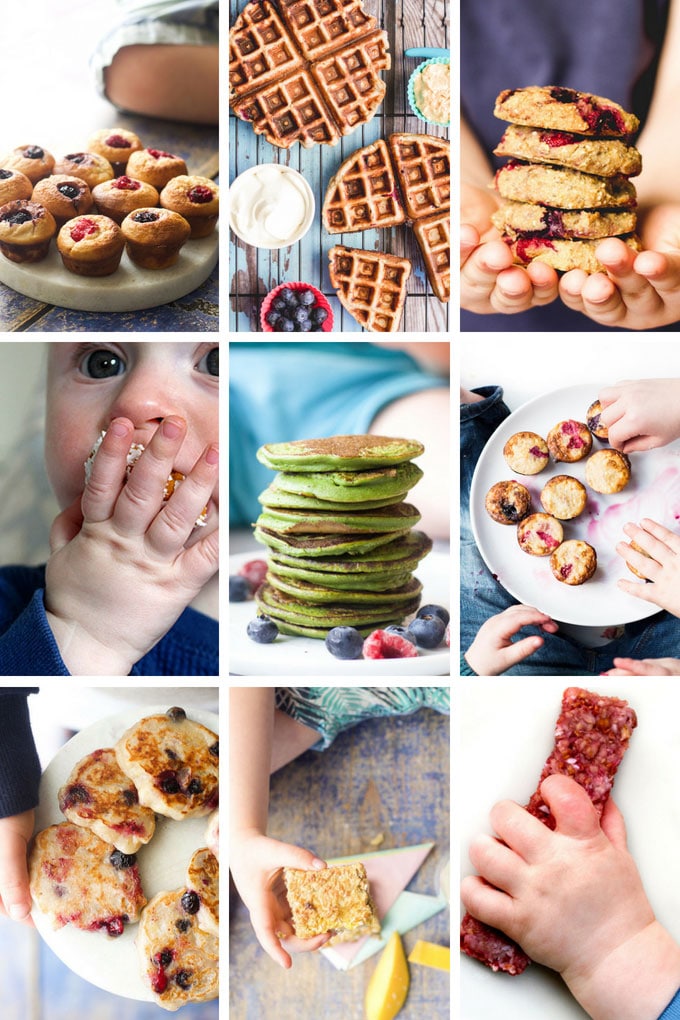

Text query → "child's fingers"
[114,417,188,534]
[636,518,680,556]
[488,800,547,862]
[468,833,523,897]
[616,577,662,606]
[49,496,84,554]
[539,774,601,841]
[460,874,516,937]
[500,635,544,669]
[0,833,32,922]
[147,444,219,556]
[616,540,661,581]
[599,797,629,852]
[81,418,135,522]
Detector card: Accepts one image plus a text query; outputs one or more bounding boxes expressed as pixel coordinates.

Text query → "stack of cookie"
[252,435,432,636]
[491,86,642,273]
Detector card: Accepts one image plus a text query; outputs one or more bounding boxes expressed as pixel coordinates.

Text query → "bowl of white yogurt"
[229,164,315,249]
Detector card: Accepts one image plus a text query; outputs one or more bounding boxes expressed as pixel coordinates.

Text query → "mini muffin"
[126,148,188,189]
[503,431,550,474]
[56,215,124,277]
[517,512,564,556]
[550,539,597,585]
[0,168,33,205]
[626,539,654,580]
[54,152,114,188]
[585,449,631,494]
[586,399,609,440]
[160,175,219,238]
[485,480,532,524]
[121,207,191,269]
[92,176,159,224]
[540,474,587,520]
[32,175,94,228]
[2,145,55,183]
[0,200,57,263]
[87,128,143,175]
[547,420,593,462]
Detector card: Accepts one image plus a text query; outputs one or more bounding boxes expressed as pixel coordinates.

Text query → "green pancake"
[256,435,424,472]
[268,560,415,591]
[258,483,405,512]
[268,530,433,573]
[266,572,423,605]
[256,503,421,535]
[257,616,401,639]
[254,527,409,558]
[268,462,424,503]
[255,583,421,628]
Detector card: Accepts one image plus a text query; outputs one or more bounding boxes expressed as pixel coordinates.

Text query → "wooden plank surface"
[229,0,450,332]
[229,706,450,1019]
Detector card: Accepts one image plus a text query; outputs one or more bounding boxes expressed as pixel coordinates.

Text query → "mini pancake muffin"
[503,431,550,474]
[585,449,631,493]
[540,475,587,520]
[586,399,609,440]
[550,539,597,585]
[517,512,564,555]
[547,420,593,462]
[626,539,654,579]
[485,480,532,524]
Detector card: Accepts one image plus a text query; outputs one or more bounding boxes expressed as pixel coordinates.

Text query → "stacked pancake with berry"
[491,86,642,273]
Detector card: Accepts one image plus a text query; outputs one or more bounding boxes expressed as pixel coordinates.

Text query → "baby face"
[44,342,219,511]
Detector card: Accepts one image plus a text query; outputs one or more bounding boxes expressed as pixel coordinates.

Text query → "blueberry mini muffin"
[0,200,57,263]
[160,175,219,238]
[54,152,115,189]
[586,399,609,440]
[517,512,564,556]
[494,126,642,177]
[507,235,641,273]
[2,144,55,183]
[87,128,143,175]
[0,168,33,205]
[32,174,94,228]
[503,431,550,474]
[492,202,637,241]
[485,480,532,525]
[92,176,160,225]
[585,449,631,494]
[495,162,637,210]
[121,208,191,269]
[126,148,188,189]
[56,215,125,277]
[494,86,640,137]
[540,474,587,520]
[550,539,597,585]
[547,420,593,462]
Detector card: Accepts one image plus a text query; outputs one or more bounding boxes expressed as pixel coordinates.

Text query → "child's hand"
[44,417,219,675]
[0,810,34,924]
[603,657,680,676]
[616,519,680,618]
[464,605,558,676]
[597,378,680,452]
[230,831,332,968]
[462,775,680,1020]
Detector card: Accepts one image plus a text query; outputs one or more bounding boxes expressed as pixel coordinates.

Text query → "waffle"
[413,209,450,302]
[323,139,405,232]
[229,0,390,148]
[388,133,451,220]
[328,245,411,332]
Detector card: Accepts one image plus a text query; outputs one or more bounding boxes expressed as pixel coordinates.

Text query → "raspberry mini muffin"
[517,512,563,556]
[485,480,532,525]
[160,175,219,238]
[0,200,57,263]
[540,475,587,520]
[126,148,188,189]
[503,431,550,474]
[626,539,654,580]
[0,168,33,205]
[2,144,55,183]
[121,208,191,269]
[92,176,159,224]
[586,399,609,440]
[550,539,597,585]
[585,449,631,494]
[547,420,593,462]
[54,152,114,188]
[87,128,143,176]
[32,175,94,228]
[57,215,124,277]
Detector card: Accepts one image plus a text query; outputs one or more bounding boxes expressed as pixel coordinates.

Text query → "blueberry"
[325,626,364,659]
[311,306,328,325]
[280,318,295,332]
[247,615,279,643]
[166,706,186,722]
[187,778,203,795]
[181,890,200,915]
[407,615,446,649]
[265,310,281,327]
[110,849,137,869]
[279,287,294,304]
[272,297,288,313]
[384,624,417,646]
[295,320,312,332]
[417,604,450,626]
[209,741,219,757]
[299,289,315,306]
[175,971,192,989]
[230,575,250,601]
[294,306,309,324]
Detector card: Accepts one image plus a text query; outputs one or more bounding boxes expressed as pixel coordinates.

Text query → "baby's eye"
[80,348,126,379]
[197,346,219,377]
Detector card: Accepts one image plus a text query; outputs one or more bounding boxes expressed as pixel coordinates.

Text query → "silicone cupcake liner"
[408,56,451,128]
[260,281,334,332]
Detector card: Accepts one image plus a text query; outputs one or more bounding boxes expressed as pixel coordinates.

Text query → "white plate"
[460,678,680,1019]
[228,548,451,675]
[470,383,680,626]
[31,704,219,1002]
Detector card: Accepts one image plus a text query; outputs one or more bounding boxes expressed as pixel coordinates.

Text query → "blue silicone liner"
[407,56,451,128]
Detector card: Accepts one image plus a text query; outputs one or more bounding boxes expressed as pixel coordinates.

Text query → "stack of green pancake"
[253,435,431,638]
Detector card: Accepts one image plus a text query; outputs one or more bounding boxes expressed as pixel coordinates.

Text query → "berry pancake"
[205,810,219,861]
[115,708,218,821]
[185,847,219,935]
[29,822,146,936]
[58,747,155,854]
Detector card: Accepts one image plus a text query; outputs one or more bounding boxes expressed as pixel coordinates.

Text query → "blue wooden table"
[229,0,450,332]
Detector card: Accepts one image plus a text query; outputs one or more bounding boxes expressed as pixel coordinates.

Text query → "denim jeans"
[460,387,680,674]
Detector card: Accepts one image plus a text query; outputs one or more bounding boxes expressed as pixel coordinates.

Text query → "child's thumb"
[280,845,327,871]
[49,496,84,553]
[539,773,602,840]
[0,833,32,921]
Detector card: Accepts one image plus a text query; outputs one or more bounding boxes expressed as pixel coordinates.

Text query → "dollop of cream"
[231,166,312,247]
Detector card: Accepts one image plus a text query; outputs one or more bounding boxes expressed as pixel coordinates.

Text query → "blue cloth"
[659,989,680,1019]
[461,0,676,332]
[229,342,448,527]
[0,689,40,817]
[0,565,217,676]
[460,387,680,673]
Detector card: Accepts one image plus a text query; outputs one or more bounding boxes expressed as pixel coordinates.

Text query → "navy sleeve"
[0,689,41,816]
[0,589,69,677]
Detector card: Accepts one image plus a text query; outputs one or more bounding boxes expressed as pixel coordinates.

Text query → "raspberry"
[362,630,419,659]
[113,175,141,191]
[238,559,268,592]
[105,134,131,148]
[187,185,214,204]
[147,148,176,160]
[70,218,98,242]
